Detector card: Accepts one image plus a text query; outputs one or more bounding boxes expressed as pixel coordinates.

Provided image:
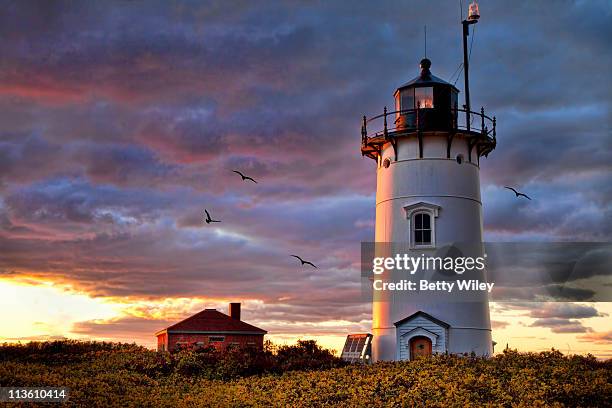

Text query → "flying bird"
[232,170,257,183]
[504,186,532,200]
[290,255,317,268]
[204,209,221,224]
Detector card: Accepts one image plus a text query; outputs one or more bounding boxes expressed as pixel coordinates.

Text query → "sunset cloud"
[578,331,612,345]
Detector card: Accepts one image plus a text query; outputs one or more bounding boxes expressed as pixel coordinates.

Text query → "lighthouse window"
[401,91,415,113]
[413,213,432,245]
[415,87,434,109]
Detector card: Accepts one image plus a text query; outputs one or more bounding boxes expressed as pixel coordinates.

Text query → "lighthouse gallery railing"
[361,107,496,141]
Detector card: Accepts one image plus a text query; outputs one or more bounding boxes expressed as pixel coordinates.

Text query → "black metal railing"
[361,106,496,143]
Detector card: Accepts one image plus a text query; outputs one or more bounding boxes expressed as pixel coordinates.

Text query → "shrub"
[1,341,610,407]
[168,339,345,379]
[275,340,344,372]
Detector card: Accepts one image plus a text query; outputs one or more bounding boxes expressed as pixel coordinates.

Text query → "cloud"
[495,302,605,318]
[577,331,612,345]
[491,320,509,329]
[495,302,604,334]
[529,318,592,334]
[529,304,605,319]
[72,316,172,338]
[0,335,68,342]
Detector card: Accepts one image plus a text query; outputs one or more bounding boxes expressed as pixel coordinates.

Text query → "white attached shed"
[394,311,449,360]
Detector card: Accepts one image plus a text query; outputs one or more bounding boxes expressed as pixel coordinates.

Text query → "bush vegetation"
[1,340,610,407]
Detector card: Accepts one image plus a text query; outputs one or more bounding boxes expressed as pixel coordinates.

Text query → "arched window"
[403,202,440,248]
[413,212,432,245]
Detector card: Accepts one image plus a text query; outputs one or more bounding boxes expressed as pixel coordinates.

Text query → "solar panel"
[340,333,372,364]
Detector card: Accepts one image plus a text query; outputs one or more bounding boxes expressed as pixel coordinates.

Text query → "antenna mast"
[424,25,427,58]
[462,1,480,131]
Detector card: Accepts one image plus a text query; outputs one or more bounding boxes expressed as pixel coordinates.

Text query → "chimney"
[229,302,241,320]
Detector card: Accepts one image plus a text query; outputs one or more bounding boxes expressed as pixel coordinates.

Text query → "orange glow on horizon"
[0,278,610,359]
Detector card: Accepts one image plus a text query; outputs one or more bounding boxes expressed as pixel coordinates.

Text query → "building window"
[413,213,432,245]
[403,202,440,249]
[208,336,225,343]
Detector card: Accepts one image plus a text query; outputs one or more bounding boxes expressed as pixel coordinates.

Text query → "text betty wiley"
[373,279,495,293]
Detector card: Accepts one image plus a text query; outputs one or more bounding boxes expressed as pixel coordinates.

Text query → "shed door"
[409,336,432,360]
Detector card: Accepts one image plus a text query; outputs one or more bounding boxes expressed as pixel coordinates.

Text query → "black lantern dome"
[393,59,460,131]
[360,58,496,163]
[396,58,458,90]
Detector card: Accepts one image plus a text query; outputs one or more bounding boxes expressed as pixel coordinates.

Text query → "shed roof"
[156,309,267,335]
[394,310,450,328]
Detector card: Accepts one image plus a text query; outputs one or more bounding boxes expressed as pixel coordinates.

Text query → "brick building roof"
[156,309,267,335]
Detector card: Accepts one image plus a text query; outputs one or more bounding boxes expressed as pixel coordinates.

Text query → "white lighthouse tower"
[360,52,497,360]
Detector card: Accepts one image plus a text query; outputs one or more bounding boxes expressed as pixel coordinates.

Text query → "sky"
[0,1,611,357]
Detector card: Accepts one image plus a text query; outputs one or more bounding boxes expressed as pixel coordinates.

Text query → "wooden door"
[410,336,432,360]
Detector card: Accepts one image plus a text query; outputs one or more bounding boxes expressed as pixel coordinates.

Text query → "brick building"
[155,303,267,352]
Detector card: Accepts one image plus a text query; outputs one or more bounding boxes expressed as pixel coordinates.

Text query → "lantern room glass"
[415,87,434,108]
[401,91,414,112]
[451,90,458,128]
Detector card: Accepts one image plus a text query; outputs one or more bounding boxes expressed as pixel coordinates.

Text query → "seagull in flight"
[291,255,317,268]
[204,209,221,224]
[232,170,258,183]
[504,186,532,200]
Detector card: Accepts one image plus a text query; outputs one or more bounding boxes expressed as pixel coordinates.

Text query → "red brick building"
[155,303,267,352]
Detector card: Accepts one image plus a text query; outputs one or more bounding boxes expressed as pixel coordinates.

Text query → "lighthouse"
[360,11,497,361]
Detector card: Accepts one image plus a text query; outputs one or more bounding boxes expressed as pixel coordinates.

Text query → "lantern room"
[394,58,459,131]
